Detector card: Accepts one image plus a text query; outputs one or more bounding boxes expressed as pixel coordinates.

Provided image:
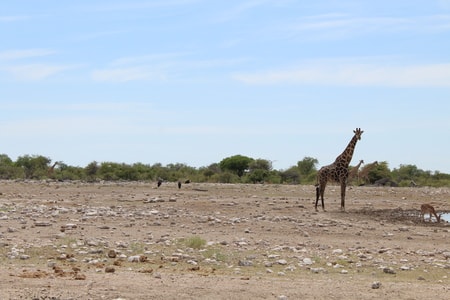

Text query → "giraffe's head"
[353,128,364,140]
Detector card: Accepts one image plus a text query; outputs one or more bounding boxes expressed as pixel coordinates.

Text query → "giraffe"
[348,159,364,184]
[47,161,59,178]
[358,161,378,185]
[315,128,364,212]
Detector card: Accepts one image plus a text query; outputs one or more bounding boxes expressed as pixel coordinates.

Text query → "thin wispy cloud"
[232,61,450,87]
[3,64,78,81]
[92,53,187,82]
[0,49,56,60]
[2,116,130,138]
[0,48,75,81]
[91,66,167,82]
[84,0,201,12]
[283,13,450,41]
[295,15,408,32]
[420,14,450,32]
[215,0,271,22]
[0,15,30,22]
[438,0,450,9]
[70,30,129,42]
[92,53,248,82]
[110,52,189,66]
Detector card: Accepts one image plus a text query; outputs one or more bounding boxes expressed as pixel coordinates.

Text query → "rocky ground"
[0,180,449,300]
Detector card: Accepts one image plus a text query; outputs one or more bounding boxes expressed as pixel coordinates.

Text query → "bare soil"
[0,180,449,300]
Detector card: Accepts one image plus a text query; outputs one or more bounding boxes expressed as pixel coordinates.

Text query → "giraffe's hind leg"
[315,185,326,212]
[315,185,320,212]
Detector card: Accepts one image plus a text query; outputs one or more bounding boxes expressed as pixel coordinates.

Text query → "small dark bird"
[178,181,182,189]
[157,180,162,188]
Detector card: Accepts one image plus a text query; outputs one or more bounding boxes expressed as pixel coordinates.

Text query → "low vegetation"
[0,153,449,187]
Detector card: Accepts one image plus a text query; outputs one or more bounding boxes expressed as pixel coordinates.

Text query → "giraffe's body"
[47,161,59,178]
[315,128,363,211]
[358,161,378,184]
[348,159,364,183]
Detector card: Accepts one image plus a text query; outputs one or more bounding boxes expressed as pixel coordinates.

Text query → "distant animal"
[358,161,378,185]
[157,179,163,188]
[47,161,60,178]
[347,159,364,184]
[420,204,441,223]
[315,128,364,211]
[178,181,182,189]
[374,177,398,187]
[184,179,191,184]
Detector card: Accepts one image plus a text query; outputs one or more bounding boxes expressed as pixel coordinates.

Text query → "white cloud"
[0,15,30,22]
[91,66,167,82]
[281,13,450,42]
[232,61,450,87]
[0,49,56,60]
[85,0,201,12]
[219,0,268,20]
[92,53,248,82]
[438,0,450,9]
[0,49,77,81]
[110,52,188,66]
[3,63,76,81]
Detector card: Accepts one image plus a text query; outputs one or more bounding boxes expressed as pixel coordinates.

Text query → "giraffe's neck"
[334,135,358,166]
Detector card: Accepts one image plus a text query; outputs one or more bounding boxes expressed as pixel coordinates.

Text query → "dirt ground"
[0,180,449,300]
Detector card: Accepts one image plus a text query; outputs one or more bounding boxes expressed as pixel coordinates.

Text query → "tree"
[0,154,18,179]
[392,164,430,186]
[280,166,301,184]
[201,163,219,178]
[15,155,50,179]
[249,159,272,172]
[85,161,99,181]
[297,156,318,183]
[219,155,254,177]
[246,159,272,183]
[368,161,391,184]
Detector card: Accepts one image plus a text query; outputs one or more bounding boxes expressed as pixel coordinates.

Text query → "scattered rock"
[34,221,52,227]
[127,255,147,262]
[310,267,326,274]
[107,249,117,258]
[74,273,86,280]
[332,249,343,255]
[371,281,381,289]
[238,260,253,267]
[105,266,115,273]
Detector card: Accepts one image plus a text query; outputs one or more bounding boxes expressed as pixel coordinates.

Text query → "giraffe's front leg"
[340,181,346,211]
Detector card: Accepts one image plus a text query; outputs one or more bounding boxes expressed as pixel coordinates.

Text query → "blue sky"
[1,1,450,173]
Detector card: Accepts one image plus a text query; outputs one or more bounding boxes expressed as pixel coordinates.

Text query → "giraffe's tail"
[315,183,319,200]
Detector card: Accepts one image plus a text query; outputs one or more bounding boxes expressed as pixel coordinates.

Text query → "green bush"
[0,152,449,187]
[184,236,206,249]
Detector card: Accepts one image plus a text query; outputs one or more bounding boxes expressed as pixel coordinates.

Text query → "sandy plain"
[0,180,449,299]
